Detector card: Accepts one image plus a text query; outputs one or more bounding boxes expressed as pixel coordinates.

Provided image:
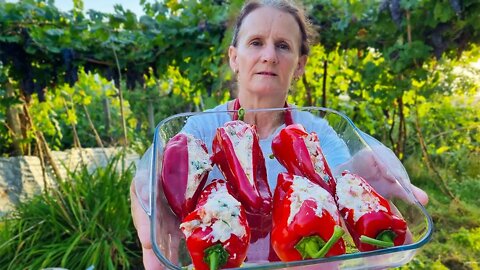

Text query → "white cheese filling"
[224,123,255,187]
[303,133,330,182]
[180,182,247,243]
[336,173,388,222]
[287,175,339,225]
[185,133,213,200]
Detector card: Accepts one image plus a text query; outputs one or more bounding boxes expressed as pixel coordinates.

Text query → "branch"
[413,95,455,199]
[83,104,109,160]
[23,102,63,182]
[301,74,313,106]
[321,60,328,108]
[82,57,114,66]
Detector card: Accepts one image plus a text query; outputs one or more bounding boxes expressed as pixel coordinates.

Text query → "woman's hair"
[230,0,313,56]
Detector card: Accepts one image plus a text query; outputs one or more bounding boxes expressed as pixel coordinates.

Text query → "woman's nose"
[261,44,278,64]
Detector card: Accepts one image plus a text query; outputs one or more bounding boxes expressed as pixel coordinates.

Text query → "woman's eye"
[251,40,262,46]
[277,43,290,50]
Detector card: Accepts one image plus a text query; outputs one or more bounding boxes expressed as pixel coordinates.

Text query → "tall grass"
[401,151,480,269]
[0,152,142,269]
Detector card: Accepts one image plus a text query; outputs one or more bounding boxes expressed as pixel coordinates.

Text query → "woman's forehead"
[237,6,301,43]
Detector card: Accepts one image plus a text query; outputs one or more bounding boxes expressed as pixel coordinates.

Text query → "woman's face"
[229,6,307,99]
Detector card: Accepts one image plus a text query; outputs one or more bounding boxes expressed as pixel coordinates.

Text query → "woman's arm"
[334,132,428,205]
[296,109,428,205]
[129,104,230,269]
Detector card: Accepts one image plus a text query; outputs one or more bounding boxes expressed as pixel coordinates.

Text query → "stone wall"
[0,148,140,217]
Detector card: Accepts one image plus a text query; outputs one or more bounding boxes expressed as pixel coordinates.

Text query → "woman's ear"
[228,45,238,73]
[295,55,308,78]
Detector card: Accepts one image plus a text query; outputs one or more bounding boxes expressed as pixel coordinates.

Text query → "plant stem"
[83,104,108,160]
[238,108,245,121]
[311,225,344,258]
[204,244,228,270]
[208,251,219,270]
[111,45,128,150]
[360,235,394,248]
[296,225,344,259]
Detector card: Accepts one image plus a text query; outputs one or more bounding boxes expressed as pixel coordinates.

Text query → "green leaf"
[400,0,419,10]
[0,35,21,43]
[434,1,454,23]
[436,146,450,155]
[45,28,64,36]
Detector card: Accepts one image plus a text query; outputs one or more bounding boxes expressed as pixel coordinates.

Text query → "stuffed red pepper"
[180,179,251,270]
[161,132,212,219]
[271,173,346,261]
[335,171,407,251]
[212,120,272,215]
[271,124,335,194]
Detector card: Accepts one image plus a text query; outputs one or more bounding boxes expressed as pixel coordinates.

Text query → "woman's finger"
[130,181,152,249]
[410,184,429,206]
[142,247,164,270]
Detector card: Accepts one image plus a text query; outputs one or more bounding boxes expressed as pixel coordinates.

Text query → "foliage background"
[0,0,479,269]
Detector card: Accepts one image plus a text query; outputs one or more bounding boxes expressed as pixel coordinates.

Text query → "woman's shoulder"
[181,102,231,136]
[204,102,229,112]
[189,102,229,123]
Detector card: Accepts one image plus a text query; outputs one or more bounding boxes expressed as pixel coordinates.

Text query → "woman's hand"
[333,145,428,205]
[130,179,164,269]
[131,167,183,269]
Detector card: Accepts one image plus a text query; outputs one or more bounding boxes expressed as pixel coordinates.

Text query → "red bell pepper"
[335,171,407,251]
[271,173,346,261]
[271,124,335,194]
[211,120,272,215]
[161,132,212,219]
[179,179,250,270]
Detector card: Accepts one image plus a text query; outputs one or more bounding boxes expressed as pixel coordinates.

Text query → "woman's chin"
[246,84,287,98]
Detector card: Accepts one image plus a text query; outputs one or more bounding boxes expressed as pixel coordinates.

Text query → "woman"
[130,0,429,268]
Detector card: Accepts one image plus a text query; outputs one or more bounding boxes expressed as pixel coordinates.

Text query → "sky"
[6,0,150,15]
[56,0,149,15]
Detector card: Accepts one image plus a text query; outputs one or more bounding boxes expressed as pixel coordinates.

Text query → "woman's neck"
[237,92,286,110]
[229,94,287,139]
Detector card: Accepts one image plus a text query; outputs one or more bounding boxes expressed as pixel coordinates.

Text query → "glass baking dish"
[135,106,433,270]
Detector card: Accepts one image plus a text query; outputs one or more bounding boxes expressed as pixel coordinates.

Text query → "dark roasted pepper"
[335,171,408,251]
[180,179,250,270]
[271,173,346,261]
[161,132,212,219]
[271,124,335,194]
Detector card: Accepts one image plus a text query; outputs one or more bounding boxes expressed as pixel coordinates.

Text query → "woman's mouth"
[256,72,277,76]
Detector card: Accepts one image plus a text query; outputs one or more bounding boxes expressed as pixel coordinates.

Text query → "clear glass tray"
[136,107,433,270]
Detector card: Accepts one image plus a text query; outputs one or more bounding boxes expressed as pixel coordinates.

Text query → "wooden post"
[5,81,24,156]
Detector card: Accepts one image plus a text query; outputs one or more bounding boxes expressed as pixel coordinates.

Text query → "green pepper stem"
[238,108,245,121]
[360,234,394,248]
[312,225,345,258]
[295,225,345,259]
[209,252,218,270]
[269,153,275,159]
[204,244,229,270]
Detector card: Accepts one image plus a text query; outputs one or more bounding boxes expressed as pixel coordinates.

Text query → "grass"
[0,152,142,270]
[399,152,480,270]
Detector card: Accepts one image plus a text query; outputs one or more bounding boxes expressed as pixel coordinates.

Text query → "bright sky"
[57,0,149,15]
[6,0,150,15]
